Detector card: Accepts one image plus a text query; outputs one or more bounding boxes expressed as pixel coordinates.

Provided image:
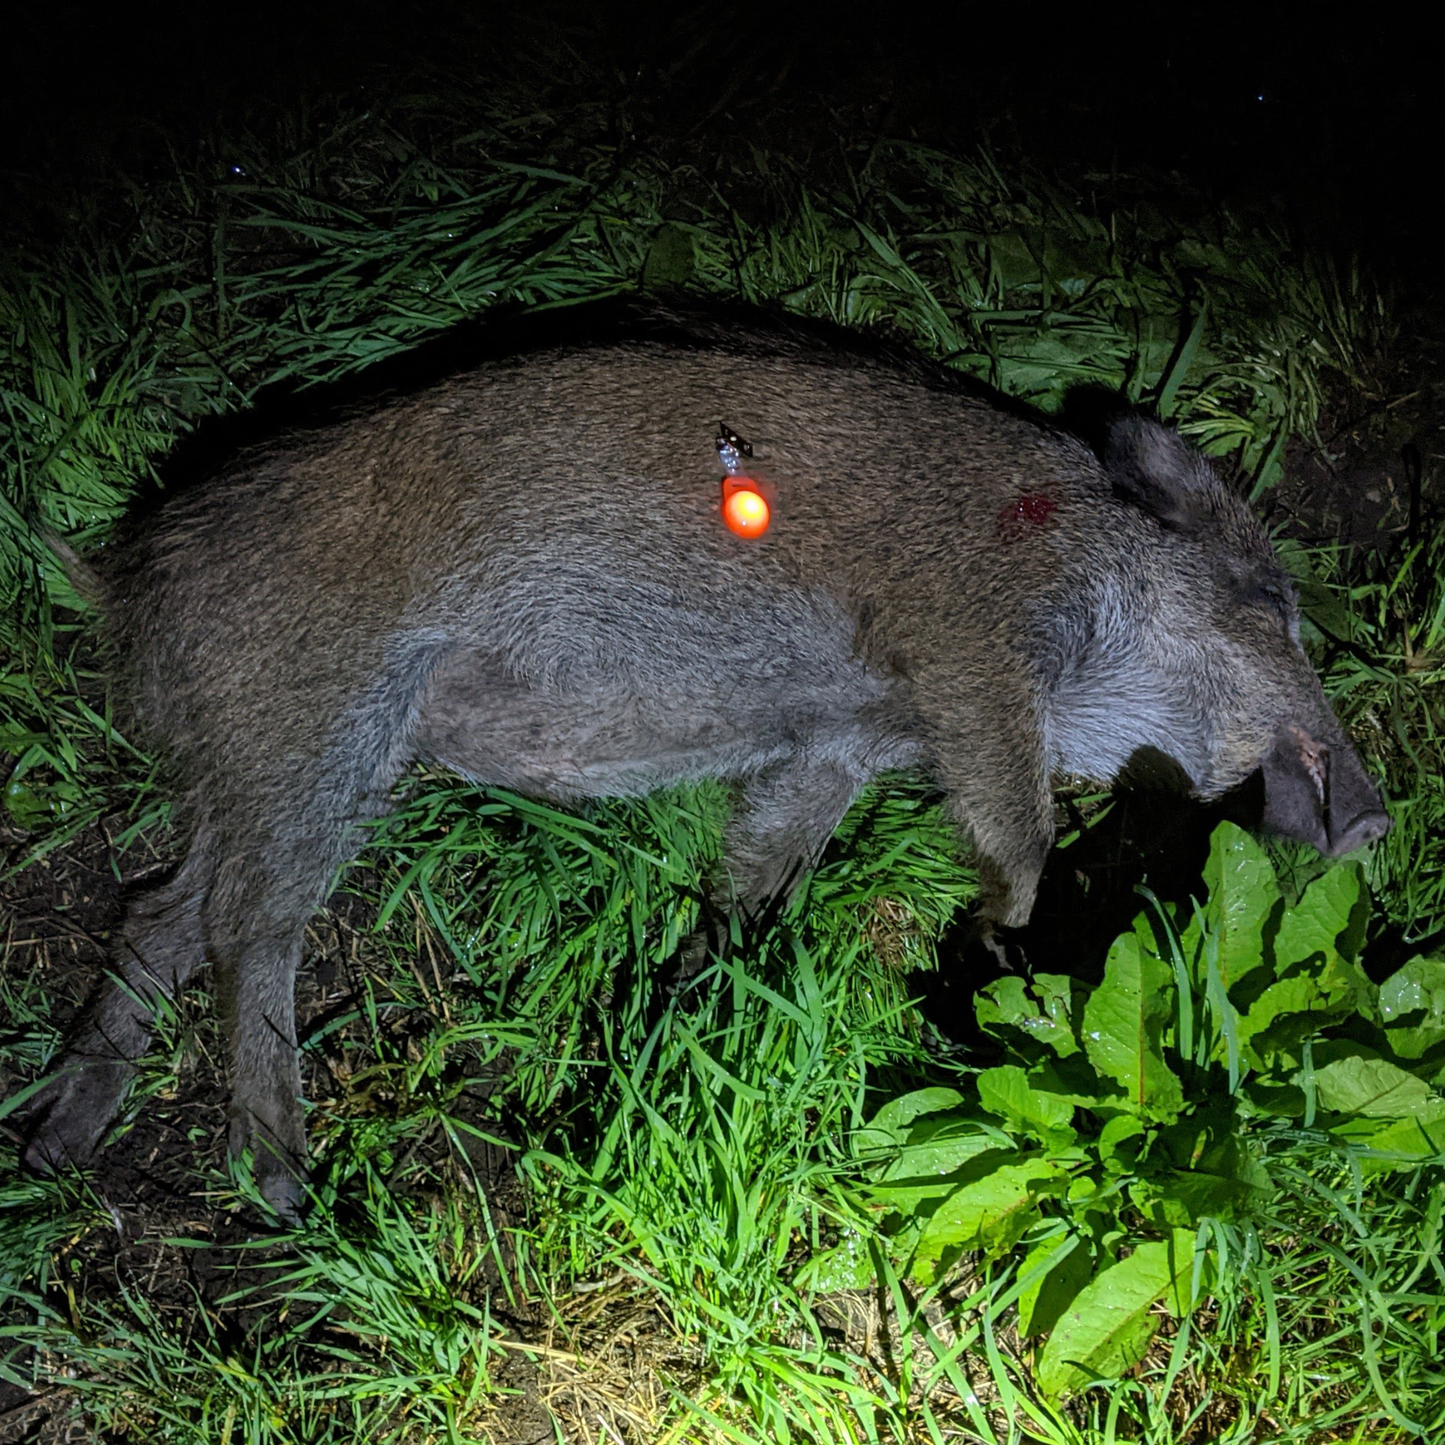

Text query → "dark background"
[2,1,1436,282]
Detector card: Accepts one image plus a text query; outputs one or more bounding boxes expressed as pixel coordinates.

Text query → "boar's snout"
[1260,724,1391,858]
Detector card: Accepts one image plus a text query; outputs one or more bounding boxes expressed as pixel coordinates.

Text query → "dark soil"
[0,813,555,1442]
[1270,301,1445,552]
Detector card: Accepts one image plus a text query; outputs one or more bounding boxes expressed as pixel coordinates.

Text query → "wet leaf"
[855,1087,965,1153]
[976,1064,1076,1147]
[640,222,695,291]
[1331,1099,1445,1172]
[1017,1234,1093,1339]
[1273,863,1369,971]
[910,1158,1063,1278]
[1036,1230,1198,1398]
[1081,933,1184,1121]
[1131,1135,1274,1228]
[975,973,1082,1058]
[1310,1049,1437,1118]
[1184,821,1279,998]
[1379,956,1445,1060]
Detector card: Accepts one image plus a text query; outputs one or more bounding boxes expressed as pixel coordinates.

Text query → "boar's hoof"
[229,1103,309,1223]
[963,920,1028,976]
[20,1057,134,1176]
[667,913,731,997]
[252,1156,307,1223]
[234,1135,308,1223]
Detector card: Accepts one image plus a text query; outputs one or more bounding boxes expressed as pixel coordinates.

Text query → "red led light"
[721,477,771,538]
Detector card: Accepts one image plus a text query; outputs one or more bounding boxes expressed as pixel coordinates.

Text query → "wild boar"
[21,302,1389,1215]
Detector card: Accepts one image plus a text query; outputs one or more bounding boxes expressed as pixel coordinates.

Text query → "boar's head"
[1054,416,1390,859]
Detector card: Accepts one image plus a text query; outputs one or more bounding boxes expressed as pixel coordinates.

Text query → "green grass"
[4,802,1441,1441]
[2,65,1443,1445]
[1301,530,1445,941]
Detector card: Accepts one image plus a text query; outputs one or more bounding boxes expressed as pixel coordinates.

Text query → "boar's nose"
[1321,729,1392,857]
[1260,724,1391,858]
[1326,802,1391,857]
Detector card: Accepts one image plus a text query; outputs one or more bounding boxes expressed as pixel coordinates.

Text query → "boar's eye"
[1252,578,1295,620]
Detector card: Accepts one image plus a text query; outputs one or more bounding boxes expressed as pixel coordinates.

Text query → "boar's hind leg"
[723,758,871,906]
[207,662,434,1217]
[203,856,317,1220]
[205,773,402,1219]
[23,837,212,1175]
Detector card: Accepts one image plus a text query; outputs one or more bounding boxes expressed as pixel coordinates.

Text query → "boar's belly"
[413,652,901,802]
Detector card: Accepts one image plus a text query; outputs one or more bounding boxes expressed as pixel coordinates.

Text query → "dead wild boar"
[22,302,1389,1215]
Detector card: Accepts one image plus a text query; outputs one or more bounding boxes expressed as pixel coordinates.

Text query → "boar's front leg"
[935,733,1055,958]
[681,754,872,977]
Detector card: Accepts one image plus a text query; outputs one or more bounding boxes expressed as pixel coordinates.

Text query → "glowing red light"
[721,477,770,538]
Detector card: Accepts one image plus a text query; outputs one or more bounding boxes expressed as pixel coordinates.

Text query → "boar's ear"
[1105,415,1217,534]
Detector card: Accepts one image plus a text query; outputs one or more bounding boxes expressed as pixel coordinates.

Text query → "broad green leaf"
[1027,1053,1108,1107]
[910,1158,1063,1279]
[1018,1234,1094,1339]
[1097,1114,1146,1171]
[640,222,696,290]
[1273,863,1368,971]
[1131,1136,1274,1228]
[975,974,1032,1033]
[871,1126,1002,1208]
[1331,1099,1445,1172]
[1035,1230,1198,1398]
[3,776,51,829]
[1151,1101,1236,1169]
[977,1065,1077,1147]
[1379,957,1445,1060]
[975,973,1082,1057]
[1239,951,1374,1065]
[1185,822,1280,999]
[1241,1078,1308,1118]
[1309,1050,1437,1118]
[855,1087,965,1154]
[988,230,1046,289]
[1024,974,1085,1058]
[1081,933,1184,1121]
[975,974,1032,1032]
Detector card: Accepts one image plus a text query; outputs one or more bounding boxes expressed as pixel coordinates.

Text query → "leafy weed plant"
[838,822,1445,1430]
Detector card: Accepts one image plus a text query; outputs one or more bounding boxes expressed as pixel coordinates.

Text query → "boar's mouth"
[1260,724,1391,858]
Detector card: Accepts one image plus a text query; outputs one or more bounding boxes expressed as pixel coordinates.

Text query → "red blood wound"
[997,490,1058,539]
